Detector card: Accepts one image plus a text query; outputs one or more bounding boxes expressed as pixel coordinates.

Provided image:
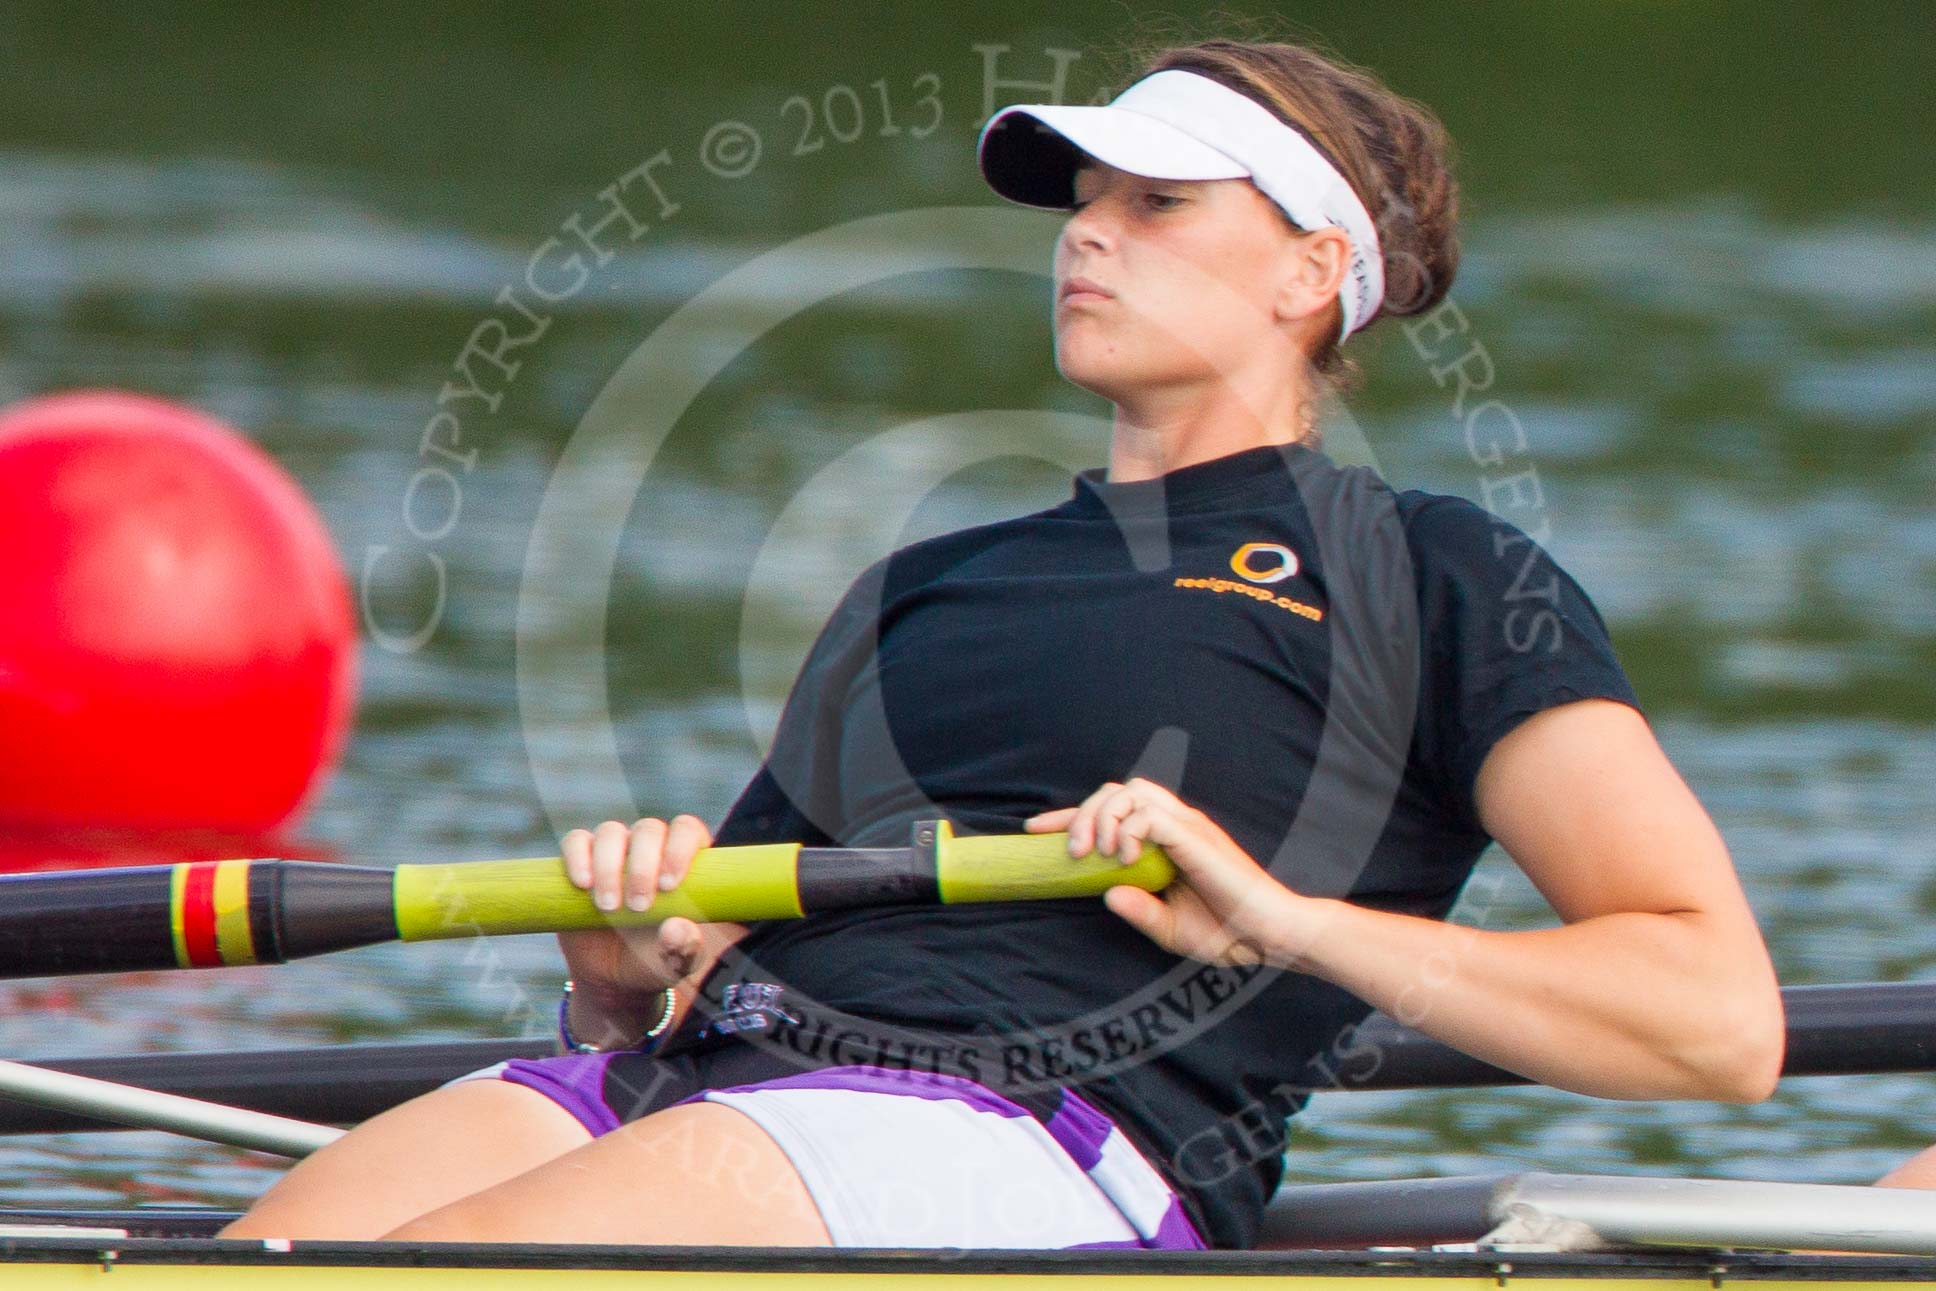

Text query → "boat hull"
[1,1230,1934,1289]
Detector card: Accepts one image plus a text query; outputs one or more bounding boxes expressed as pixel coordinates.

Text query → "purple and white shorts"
[457,1056,1206,1250]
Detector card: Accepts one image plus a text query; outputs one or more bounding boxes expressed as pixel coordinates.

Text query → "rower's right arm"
[556,815,750,1049]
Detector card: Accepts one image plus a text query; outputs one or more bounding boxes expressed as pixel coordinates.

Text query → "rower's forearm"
[1273,897,1783,1101]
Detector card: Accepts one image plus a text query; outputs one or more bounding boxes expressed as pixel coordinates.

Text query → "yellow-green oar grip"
[936,828,1177,904]
[392,843,806,942]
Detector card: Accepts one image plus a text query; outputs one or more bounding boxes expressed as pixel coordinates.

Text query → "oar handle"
[393,824,1177,942]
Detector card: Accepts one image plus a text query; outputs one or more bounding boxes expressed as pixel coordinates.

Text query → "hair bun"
[1354,87,1460,320]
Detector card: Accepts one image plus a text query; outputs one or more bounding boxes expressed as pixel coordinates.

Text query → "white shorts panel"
[699,1084,1144,1249]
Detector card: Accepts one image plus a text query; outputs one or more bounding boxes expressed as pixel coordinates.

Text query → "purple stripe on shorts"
[1149,1199,1210,1249]
[1042,1089,1115,1172]
[1065,1199,1206,1251]
[674,1064,1034,1120]
[1049,1090,1209,1250]
[495,1053,621,1138]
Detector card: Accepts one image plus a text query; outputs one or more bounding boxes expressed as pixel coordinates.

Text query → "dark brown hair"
[1111,28,1462,393]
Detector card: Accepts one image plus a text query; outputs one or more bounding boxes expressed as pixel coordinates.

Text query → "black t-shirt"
[686,439,1641,1249]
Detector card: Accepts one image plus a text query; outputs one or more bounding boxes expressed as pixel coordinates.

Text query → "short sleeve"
[711,557,889,848]
[1407,497,1643,836]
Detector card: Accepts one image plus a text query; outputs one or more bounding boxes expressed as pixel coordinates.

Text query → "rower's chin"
[1053,332,1131,398]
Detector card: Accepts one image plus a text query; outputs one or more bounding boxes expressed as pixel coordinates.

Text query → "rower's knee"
[220,1197,387,1242]
[381,1209,495,1244]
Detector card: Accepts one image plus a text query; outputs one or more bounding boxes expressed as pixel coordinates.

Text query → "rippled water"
[0,2,1931,1216]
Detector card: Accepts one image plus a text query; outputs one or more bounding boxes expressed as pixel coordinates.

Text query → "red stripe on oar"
[178,863,222,969]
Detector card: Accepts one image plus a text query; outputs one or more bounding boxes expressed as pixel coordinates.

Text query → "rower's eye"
[1069,192,1182,214]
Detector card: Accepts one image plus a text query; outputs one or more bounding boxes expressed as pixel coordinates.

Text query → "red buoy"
[0,391,357,834]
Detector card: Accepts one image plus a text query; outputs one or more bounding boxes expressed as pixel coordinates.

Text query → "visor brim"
[977,104,1251,209]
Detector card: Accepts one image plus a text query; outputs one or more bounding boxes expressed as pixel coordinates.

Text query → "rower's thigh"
[382,1100,833,1246]
[221,1078,591,1240]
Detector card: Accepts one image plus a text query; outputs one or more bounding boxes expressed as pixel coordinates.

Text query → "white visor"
[977,69,1384,340]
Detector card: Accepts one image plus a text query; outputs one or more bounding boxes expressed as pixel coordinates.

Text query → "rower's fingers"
[589,819,636,912]
[561,828,595,888]
[1066,782,1123,857]
[1093,785,1142,858]
[1024,806,1079,831]
[661,813,711,891]
[622,817,670,913]
[1099,777,1188,860]
[1115,806,1157,864]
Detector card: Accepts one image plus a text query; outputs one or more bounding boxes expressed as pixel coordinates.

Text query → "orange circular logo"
[1229,542,1299,584]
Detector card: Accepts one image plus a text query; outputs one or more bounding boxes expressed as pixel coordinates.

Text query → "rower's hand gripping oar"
[0,820,1176,979]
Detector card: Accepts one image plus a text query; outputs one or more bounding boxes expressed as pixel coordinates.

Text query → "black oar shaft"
[0,865,183,978]
[2,983,1928,1137]
[1316,980,1936,1091]
[0,860,397,979]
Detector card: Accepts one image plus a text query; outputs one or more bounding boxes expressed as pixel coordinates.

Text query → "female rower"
[224,36,1784,1250]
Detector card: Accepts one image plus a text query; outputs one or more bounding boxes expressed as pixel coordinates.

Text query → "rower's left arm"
[1290,697,1785,1102]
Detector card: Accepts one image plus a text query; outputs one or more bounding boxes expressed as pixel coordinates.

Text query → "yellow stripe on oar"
[167,864,193,970]
[211,859,256,966]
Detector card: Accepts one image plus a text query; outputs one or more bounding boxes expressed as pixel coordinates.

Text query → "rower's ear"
[1272,225,1351,333]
